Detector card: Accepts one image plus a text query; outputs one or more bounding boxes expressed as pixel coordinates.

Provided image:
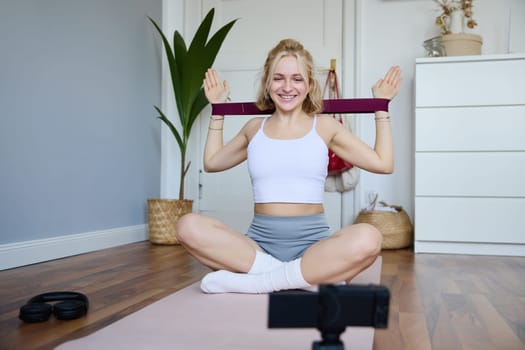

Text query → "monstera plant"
[147,9,236,244]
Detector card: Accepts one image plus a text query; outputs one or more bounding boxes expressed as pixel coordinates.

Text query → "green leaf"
[178,10,214,121]
[187,8,214,53]
[185,89,209,139]
[172,31,187,85]
[201,19,237,70]
[183,160,191,177]
[148,17,184,119]
[181,16,237,122]
[154,106,184,151]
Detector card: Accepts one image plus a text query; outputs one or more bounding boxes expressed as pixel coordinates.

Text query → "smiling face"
[255,39,323,115]
[268,55,309,113]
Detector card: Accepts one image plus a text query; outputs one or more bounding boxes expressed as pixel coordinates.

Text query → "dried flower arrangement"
[434,0,478,34]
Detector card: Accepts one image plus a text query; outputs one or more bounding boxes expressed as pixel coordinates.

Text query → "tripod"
[312,327,346,350]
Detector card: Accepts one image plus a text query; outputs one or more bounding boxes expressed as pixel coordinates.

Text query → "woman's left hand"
[372,66,402,100]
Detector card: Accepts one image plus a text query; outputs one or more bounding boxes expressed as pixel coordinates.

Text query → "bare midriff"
[254,203,324,216]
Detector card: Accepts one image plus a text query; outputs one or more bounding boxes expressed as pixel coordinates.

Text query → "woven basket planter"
[147,199,193,245]
[354,202,414,249]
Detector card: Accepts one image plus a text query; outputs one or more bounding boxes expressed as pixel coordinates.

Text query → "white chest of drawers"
[414,53,525,256]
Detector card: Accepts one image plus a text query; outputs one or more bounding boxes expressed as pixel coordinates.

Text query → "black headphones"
[19,291,89,323]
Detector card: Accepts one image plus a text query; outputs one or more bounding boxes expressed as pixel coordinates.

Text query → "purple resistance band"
[211,98,390,116]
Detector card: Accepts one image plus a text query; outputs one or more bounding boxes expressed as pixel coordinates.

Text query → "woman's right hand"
[203,68,230,103]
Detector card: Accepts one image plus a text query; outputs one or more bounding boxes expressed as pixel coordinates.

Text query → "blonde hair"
[255,39,323,114]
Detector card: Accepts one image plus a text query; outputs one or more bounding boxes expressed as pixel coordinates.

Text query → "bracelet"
[210,116,224,121]
[208,126,223,131]
[374,116,391,121]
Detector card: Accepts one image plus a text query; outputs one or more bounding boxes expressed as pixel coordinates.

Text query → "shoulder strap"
[260,116,268,129]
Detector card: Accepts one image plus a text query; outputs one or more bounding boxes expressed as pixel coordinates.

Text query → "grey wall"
[0,0,162,244]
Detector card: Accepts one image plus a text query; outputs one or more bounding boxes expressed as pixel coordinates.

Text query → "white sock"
[200,258,311,294]
[248,251,283,274]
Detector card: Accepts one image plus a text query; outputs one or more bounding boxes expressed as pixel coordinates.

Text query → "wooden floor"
[1,242,524,350]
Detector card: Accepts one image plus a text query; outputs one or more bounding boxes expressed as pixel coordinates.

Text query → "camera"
[268,284,390,350]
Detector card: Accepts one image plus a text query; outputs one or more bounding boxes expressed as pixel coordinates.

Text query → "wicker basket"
[147,199,193,245]
[354,201,414,249]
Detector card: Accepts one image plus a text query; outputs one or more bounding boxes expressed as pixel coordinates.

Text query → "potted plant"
[147,9,236,244]
[433,0,482,56]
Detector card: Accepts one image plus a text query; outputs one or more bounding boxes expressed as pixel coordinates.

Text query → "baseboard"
[0,225,148,271]
[415,240,525,256]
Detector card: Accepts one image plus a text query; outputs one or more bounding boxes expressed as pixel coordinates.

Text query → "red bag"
[328,141,353,175]
[323,66,354,175]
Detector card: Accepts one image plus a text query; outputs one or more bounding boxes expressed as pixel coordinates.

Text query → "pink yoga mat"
[57,257,382,350]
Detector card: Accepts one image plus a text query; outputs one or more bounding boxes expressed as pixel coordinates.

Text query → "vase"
[441,33,483,56]
[448,9,464,34]
[423,36,445,57]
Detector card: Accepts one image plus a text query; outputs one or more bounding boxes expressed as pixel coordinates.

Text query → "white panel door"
[194,0,344,233]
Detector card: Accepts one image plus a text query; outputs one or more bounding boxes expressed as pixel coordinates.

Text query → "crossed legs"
[301,223,382,285]
[175,213,382,293]
[175,213,261,273]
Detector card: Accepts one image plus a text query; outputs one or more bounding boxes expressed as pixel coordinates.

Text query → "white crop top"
[247,116,328,203]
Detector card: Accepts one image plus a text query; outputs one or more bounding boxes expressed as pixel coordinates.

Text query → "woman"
[176,39,402,294]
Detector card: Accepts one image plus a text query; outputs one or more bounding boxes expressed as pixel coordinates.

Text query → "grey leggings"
[246,213,331,262]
